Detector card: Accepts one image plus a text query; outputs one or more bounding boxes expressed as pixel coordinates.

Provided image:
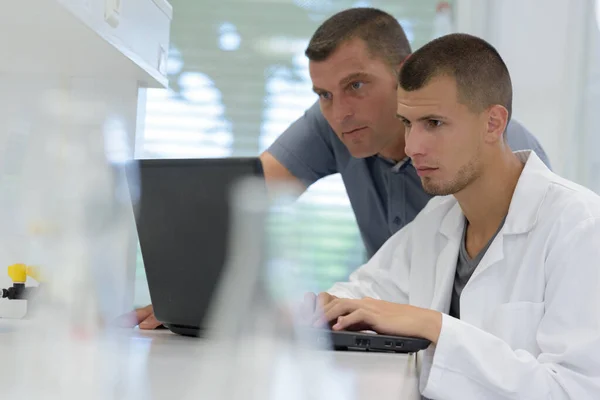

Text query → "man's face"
[397,76,488,196]
[309,38,402,158]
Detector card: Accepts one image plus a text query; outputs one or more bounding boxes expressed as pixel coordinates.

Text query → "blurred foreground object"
[182,178,356,400]
[0,0,171,398]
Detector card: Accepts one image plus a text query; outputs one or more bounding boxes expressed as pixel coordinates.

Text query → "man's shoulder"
[266,101,349,184]
[505,119,533,143]
[544,173,600,222]
[520,155,600,236]
[505,119,551,168]
[534,173,600,276]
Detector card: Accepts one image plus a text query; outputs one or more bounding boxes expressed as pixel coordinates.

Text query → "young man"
[131,8,550,329]
[307,34,600,398]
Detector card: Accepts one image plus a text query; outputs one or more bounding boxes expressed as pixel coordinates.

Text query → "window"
[133,0,455,306]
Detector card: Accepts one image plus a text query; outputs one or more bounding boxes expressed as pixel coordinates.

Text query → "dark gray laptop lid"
[132,157,264,335]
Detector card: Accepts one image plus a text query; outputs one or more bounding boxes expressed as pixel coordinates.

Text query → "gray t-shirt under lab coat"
[449,216,507,319]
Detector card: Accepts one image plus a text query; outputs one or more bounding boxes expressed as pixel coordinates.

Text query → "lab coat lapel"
[469,232,505,283]
[429,202,464,313]
[468,151,550,282]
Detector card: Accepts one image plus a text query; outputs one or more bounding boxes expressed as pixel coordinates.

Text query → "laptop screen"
[132,157,264,334]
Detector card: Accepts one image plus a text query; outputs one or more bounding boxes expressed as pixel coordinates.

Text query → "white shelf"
[1,0,172,88]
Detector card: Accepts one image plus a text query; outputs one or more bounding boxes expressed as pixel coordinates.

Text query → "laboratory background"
[0,0,598,399]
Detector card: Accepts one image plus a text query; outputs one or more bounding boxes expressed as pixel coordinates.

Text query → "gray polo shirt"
[267,101,551,259]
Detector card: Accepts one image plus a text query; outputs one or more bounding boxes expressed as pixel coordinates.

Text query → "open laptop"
[132,157,431,353]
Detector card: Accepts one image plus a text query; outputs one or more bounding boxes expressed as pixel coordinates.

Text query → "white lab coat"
[328,151,600,399]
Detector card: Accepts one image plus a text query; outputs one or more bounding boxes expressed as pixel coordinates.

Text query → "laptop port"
[354,338,370,347]
[396,341,404,348]
[384,340,393,347]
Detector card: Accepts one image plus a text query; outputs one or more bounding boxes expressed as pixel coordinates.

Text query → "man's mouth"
[414,166,439,177]
[342,127,367,135]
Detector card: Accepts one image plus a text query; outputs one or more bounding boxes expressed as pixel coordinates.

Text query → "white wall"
[456,0,600,190]
[582,3,600,192]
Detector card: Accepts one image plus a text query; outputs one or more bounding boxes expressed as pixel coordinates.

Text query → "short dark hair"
[399,33,513,122]
[305,8,411,68]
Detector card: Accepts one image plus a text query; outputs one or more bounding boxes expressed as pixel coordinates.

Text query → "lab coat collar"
[503,150,550,234]
[438,150,550,239]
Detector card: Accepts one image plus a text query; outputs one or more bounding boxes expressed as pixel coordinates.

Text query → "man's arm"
[303,220,414,327]
[259,152,307,197]
[264,101,338,187]
[325,220,414,303]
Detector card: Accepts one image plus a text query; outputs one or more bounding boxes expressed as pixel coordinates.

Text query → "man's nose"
[404,125,428,158]
[331,97,354,125]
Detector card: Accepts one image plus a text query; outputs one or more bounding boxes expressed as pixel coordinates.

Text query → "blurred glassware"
[184,177,356,400]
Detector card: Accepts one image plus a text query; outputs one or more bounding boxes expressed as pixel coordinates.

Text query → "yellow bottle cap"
[8,264,27,283]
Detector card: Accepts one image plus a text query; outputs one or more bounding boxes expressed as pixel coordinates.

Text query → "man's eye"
[319,92,332,100]
[427,120,443,128]
[350,81,364,90]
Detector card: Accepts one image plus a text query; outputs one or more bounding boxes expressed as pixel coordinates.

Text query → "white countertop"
[0,321,422,400]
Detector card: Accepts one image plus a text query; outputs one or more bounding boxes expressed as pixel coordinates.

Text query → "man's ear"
[485,105,509,143]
